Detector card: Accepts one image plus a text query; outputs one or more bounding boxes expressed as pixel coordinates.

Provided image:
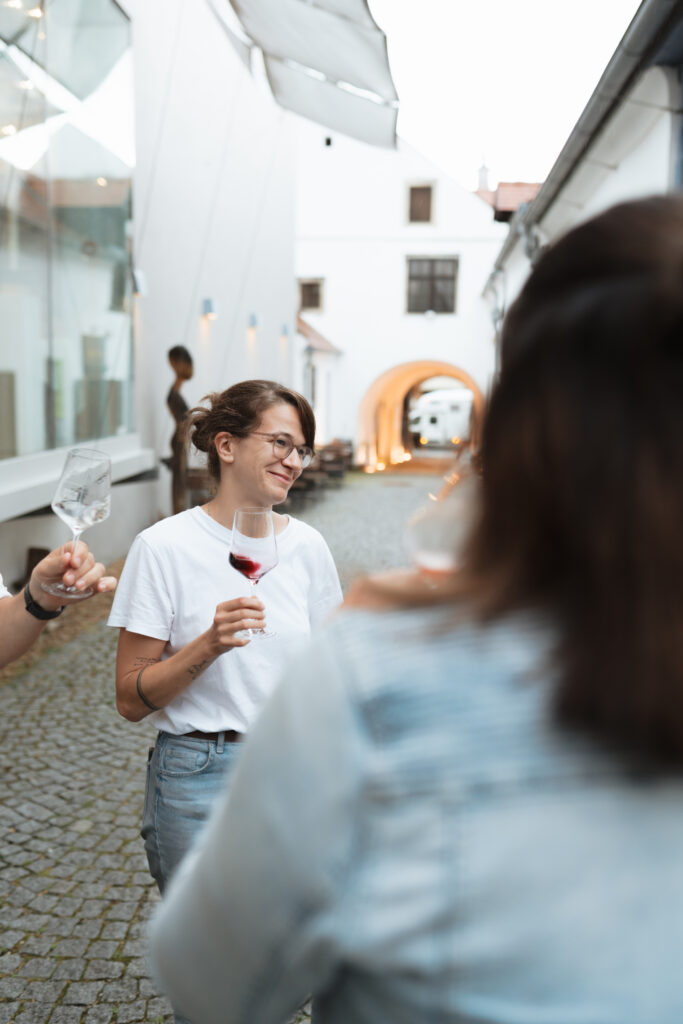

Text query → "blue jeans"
[142,732,244,894]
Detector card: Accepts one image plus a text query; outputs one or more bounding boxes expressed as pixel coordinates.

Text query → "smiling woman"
[107,380,342,928]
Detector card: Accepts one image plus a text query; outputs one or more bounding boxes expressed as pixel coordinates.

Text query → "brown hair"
[168,345,193,365]
[368,195,683,766]
[467,194,683,765]
[187,379,315,482]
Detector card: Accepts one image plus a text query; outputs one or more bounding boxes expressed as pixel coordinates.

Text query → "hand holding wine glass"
[41,448,112,601]
[32,542,117,602]
[229,508,278,639]
[404,474,475,580]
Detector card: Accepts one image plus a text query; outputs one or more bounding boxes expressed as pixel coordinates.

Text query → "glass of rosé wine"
[229,507,278,639]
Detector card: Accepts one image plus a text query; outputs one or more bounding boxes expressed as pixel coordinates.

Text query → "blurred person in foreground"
[148,194,683,1024]
[0,543,117,669]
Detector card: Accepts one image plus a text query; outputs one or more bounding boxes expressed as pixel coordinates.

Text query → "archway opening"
[357,360,485,470]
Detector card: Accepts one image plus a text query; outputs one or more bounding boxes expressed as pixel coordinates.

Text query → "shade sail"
[206,0,253,70]
[224,0,398,147]
[306,1,377,30]
[266,55,396,147]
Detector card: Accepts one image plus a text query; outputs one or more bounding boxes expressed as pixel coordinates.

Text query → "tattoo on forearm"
[188,660,209,680]
[133,656,161,668]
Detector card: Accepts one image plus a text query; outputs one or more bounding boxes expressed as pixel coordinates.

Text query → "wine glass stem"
[249,580,262,631]
[71,530,82,558]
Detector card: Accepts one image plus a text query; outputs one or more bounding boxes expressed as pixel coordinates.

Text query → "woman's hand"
[116,597,266,722]
[207,596,266,653]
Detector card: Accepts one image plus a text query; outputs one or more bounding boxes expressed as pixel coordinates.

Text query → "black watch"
[24,583,64,620]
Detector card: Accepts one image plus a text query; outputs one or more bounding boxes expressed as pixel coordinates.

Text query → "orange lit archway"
[357,360,485,468]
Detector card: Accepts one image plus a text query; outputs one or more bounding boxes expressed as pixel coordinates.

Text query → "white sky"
[368,0,643,190]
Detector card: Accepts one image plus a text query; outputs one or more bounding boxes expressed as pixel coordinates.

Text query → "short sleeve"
[107,536,174,641]
[0,573,11,600]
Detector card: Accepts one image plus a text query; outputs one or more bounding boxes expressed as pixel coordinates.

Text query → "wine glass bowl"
[404,476,475,580]
[229,508,278,639]
[41,448,112,600]
[228,553,275,583]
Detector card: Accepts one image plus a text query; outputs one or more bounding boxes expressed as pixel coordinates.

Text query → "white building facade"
[294,122,507,466]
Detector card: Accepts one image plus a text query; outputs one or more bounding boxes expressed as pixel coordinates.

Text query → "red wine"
[229,552,272,582]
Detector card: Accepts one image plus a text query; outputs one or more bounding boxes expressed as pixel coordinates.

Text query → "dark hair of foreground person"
[379,195,683,767]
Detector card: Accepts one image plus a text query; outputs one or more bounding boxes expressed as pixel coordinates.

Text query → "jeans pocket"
[158,737,213,778]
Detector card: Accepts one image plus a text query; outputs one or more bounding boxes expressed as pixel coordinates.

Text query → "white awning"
[265,56,397,147]
[217,0,398,147]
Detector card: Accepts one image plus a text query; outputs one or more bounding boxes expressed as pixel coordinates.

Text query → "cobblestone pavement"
[0,470,443,1024]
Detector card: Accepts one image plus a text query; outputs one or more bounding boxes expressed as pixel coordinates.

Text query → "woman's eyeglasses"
[250,432,314,468]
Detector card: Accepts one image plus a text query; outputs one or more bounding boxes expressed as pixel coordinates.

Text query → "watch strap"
[24,583,64,620]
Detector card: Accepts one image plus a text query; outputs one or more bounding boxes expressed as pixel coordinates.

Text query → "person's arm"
[115,595,266,721]
[344,568,458,610]
[0,542,117,670]
[149,627,363,1024]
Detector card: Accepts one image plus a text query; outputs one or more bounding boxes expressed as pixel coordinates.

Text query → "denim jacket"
[150,606,683,1023]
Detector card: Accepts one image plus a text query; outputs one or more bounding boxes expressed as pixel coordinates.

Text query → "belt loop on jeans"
[216,730,225,754]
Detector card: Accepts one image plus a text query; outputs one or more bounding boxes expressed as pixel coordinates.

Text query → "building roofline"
[493,0,683,272]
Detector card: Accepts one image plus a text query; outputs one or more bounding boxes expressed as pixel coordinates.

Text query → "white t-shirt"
[108,507,342,735]
[0,573,10,600]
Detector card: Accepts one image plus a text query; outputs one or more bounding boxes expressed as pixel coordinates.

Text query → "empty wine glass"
[229,507,279,639]
[404,474,475,579]
[41,448,112,600]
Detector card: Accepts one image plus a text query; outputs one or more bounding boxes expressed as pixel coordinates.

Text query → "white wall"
[295,122,507,444]
[129,0,298,511]
[0,0,299,585]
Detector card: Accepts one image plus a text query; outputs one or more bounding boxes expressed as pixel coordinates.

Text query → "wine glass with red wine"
[229,507,279,639]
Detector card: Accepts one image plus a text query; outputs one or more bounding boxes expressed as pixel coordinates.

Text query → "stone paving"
[0,470,443,1024]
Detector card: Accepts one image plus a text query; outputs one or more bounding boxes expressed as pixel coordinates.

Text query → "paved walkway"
[0,471,442,1024]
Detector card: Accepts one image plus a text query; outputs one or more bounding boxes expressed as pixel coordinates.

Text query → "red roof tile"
[494,181,542,212]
